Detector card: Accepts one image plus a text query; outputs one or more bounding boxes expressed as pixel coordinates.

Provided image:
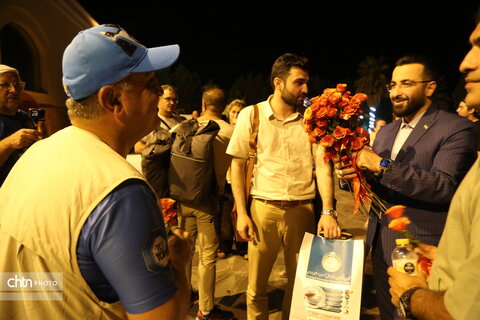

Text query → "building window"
[0,23,42,92]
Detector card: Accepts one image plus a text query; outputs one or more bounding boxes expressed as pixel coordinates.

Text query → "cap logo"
[100,26,142,57]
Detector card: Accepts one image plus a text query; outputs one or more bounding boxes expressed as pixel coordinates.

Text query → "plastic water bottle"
[391,238,418,275]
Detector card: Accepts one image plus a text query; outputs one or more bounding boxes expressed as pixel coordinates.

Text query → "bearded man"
[227,53,341,320]
[335,55,476,319]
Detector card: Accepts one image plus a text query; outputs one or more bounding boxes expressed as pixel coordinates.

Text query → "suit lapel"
[394,106,439,162]
[374,120,401,158]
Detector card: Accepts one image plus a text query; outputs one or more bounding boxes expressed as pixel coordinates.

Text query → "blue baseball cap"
[62,24,180,100]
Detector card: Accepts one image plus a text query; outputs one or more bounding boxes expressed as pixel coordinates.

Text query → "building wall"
[0,0,97,134]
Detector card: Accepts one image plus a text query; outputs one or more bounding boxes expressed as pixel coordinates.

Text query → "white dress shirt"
[390,110,427,160]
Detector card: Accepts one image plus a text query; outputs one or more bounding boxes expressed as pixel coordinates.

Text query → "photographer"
[0,64,42,186]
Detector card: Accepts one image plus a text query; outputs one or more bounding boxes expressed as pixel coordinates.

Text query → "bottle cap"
[395,238,410,245]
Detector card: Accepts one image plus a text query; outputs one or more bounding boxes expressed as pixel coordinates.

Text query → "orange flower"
[315,107,329,119]
[308,133,318,143]
[332,126,351,140]
[338,96,350,108]
[304,107,313,122]
[351,136,368,150]
[336,83,347,93]
[418,257,432,281]
[338,112,352,120]
[328,92,342,105]
[320,134,335,148]
[160,198,176,210]
[388,216,411,232]
[315,119,329,127]
[350,93,368,105]
[344,104,360,115]
[339,135,353,151]
[322,88,337,97]
[326,106,338,118]
[303,122,313,133]
[384,205,406,219]
[313,127,326,137]
[323,149,337,162]
[160,198,177,228]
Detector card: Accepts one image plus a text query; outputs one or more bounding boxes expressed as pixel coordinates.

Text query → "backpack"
[169,119,220,206]
[141,128,173,198]
[141,118,220,205]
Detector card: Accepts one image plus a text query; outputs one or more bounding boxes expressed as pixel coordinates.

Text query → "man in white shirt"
[227,53,341,320]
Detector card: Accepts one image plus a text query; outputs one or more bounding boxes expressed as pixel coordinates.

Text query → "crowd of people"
[1,10,480,320]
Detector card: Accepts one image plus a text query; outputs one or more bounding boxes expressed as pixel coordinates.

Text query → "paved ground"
[186,177,380,319]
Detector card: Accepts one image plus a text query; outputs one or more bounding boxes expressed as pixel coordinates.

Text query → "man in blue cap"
[0,24,192,320]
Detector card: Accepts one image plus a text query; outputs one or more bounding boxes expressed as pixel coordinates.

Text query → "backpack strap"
[159,117,172,130]
[245,104,259,198]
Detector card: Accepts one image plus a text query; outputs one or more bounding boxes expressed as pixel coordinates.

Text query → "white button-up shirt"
[391,110,427,160]
[226,97,317,200]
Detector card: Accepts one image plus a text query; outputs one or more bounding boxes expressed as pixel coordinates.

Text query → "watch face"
[380,159,392,168]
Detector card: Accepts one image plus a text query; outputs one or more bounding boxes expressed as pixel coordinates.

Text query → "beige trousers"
[247,199,315,320]
[178,203,218,313]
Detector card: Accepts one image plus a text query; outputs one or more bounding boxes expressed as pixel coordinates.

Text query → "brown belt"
[256,199,312,208]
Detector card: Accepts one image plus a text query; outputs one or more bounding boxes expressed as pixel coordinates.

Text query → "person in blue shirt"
[0,24,193,320]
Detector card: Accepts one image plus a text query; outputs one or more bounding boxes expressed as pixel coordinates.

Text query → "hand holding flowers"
[304,83,387,216]
[385,205,433,279]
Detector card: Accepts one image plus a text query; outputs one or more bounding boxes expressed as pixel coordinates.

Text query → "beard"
[280,87,305,109]
[465,86,480,112]
[392,94,426,118]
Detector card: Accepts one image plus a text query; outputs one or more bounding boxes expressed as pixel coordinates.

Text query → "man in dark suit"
[336,55,477,319]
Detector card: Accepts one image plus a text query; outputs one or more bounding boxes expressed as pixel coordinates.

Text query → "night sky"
[77,1,479,90]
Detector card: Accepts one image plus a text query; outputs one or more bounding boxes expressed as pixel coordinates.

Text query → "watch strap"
[321,209,338,219]
[399,286,422,319]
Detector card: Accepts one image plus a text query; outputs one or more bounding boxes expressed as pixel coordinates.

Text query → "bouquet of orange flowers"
[303,83,386,216]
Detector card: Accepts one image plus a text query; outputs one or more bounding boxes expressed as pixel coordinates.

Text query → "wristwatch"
[378,158,393,175]
[321,210,338,219]
[398,287,421,320]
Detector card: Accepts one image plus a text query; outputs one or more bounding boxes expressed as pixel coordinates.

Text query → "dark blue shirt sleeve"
[77,179,177,314]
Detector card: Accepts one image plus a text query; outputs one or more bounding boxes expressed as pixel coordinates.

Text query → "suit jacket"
[366,105,477,263]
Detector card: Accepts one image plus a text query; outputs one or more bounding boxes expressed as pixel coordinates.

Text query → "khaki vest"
[0,126,146,319]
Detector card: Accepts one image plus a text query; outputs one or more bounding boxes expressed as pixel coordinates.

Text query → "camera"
[29,108,45,124]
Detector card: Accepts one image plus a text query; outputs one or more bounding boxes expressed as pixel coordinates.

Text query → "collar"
[401,109,427,128]
[265,95,304,122]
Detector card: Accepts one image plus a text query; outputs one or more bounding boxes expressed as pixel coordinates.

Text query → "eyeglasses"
[0,81,26,91]
[385,80,433,92]
[162,97,178,104]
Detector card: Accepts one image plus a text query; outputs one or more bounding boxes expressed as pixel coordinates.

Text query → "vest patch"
[142,228,170,272]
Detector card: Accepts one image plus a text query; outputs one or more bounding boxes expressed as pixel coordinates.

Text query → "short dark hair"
[395,55,438,81]
[202,85,226,112]
[270,53,310,89]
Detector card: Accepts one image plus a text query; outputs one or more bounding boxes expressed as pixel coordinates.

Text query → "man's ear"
[273,77,284,92]
[426,81,437,98]
[98,85,122,113]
